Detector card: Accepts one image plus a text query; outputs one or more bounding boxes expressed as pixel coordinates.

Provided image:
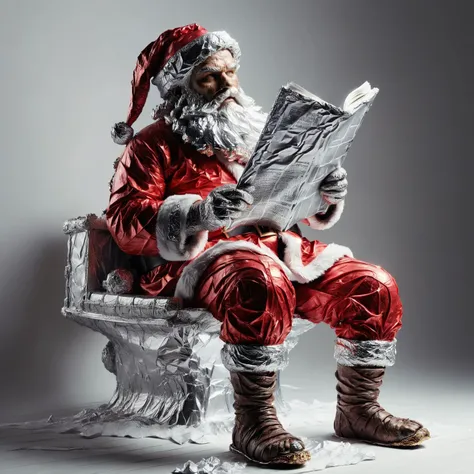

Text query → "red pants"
[193,250,403,345]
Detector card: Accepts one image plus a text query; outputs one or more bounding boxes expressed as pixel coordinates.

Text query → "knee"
[194,250,296,345]
[228,252,295,307]
[347,262,401,309]
[229,251,296,312]
[373,266,402,318]
[346,262,403,339]
[201,250,293,299]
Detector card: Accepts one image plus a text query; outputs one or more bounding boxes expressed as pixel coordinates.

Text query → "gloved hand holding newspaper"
[227,81,379,231]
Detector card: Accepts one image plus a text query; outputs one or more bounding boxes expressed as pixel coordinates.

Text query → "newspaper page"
[228,82,379,231]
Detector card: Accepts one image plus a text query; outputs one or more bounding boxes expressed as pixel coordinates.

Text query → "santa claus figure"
[107,24,429,467]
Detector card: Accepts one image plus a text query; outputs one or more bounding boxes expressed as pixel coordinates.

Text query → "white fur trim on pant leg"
[305,200,345,230]
[280,233,353,284]
[156,194,208,261]
[221,343,290,372]
[174,240,293,302]
[334,338,397,367]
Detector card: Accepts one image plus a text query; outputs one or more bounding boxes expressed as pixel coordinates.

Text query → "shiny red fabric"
[126,24,207,127]
[106,120,236,257]
[192,250,296,345]
[106,120,402,344]
[106,120,332,296]
[141,232,282,296]
[193,253,403,344]
[294,257,403,341]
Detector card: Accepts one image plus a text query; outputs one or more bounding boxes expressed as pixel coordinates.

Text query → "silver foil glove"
[187,184,254,233]
[320,167,348,204]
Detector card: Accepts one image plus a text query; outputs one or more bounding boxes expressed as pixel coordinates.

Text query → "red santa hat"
[111,23,241,145]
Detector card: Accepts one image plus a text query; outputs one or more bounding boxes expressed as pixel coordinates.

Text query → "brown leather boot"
[334,364,430,447]
[229,371,311,466]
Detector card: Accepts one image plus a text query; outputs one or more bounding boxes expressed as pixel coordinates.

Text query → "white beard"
[153,86,268,164]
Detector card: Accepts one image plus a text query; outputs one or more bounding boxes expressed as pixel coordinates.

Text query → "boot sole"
[230,444,311,466]
[335,427,431,448]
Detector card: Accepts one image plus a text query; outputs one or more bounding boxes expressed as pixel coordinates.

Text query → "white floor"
[1,382,473,474]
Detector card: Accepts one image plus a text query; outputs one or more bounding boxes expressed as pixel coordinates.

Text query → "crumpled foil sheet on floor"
[173,456,246,474]
[2,398,332,444]
[300,439,375,471]
[2,399,376,471]
[170,440,375,473]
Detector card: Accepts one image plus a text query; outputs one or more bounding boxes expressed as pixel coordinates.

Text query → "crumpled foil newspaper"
[231,81,378,231]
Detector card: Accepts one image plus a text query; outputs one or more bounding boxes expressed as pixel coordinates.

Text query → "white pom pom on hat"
[111,122,134,145]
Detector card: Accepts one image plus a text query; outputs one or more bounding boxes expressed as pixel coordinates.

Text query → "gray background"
[0,0,472,423]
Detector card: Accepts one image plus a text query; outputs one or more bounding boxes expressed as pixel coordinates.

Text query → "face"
[157,50,267,163]
[190,49,240,103]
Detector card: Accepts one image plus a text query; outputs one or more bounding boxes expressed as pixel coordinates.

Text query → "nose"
[218,78,230,91]
[219,71,234,89]
[212,71,238,101]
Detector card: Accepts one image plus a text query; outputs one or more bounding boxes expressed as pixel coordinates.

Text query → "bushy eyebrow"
[197,63,238,75]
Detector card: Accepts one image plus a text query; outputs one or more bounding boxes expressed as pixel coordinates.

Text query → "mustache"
[201,87,241,113]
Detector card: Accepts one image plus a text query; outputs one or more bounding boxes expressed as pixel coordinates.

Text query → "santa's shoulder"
[129,119,176,148]
[120,120,186,172]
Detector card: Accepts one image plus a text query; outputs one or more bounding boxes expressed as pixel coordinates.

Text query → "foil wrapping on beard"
[155,87,268,162]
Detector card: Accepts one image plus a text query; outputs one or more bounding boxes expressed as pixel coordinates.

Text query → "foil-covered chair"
[62,214,312,428]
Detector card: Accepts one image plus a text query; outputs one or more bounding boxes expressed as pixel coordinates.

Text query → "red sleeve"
[106,138,166,256]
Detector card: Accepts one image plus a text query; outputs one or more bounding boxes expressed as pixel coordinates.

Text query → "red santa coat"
[106,120,352,301]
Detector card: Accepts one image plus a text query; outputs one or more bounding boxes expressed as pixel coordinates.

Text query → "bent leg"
[294,256,429,447]
[192,250,310,465]
[294,256,403,341]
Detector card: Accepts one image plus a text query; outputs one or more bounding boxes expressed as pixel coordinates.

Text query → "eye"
[198,75,213,85]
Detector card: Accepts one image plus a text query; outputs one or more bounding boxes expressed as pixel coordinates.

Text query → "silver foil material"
[334,338,397,367]
[102,268,134,294]
[62,215,314,430]
[152,31,241,98]
[300,438,376,470]
[62,307,222,426]
[83,292,180,319]
[221,343,290,373]
[232,82,378,231]
[4,402,376,469]
[172,457,246,474]
[62,213,108,234]
[101,340,116,374]
[63,214,131,310]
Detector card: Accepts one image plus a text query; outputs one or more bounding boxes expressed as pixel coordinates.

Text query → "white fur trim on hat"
[152,31,241,98]
[111,122,134,145]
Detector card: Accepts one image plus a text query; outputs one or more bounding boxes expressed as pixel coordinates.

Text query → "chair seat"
[62,214,314,429]
[84,292,181,319]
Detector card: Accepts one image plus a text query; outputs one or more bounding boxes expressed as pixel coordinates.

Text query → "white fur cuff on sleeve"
[305,200,345,230]
[156,194,208,261]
